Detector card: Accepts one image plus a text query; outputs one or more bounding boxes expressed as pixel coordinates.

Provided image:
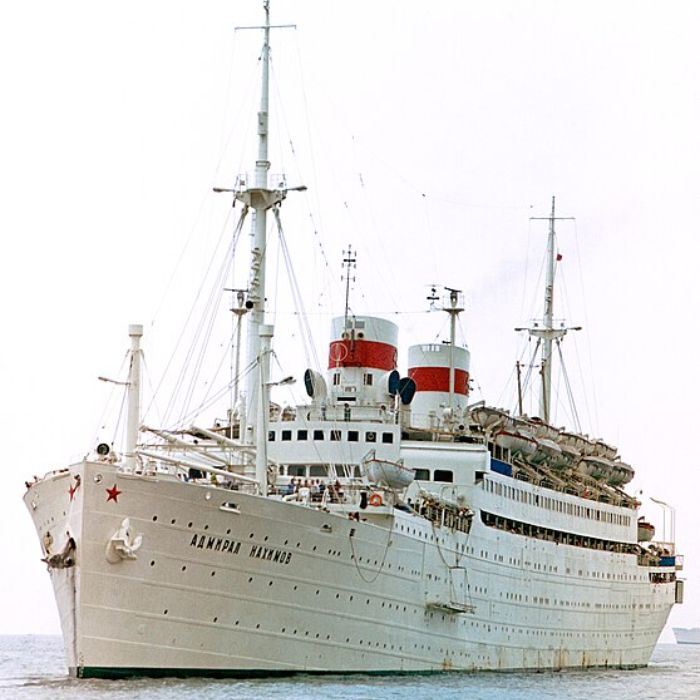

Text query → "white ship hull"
[25,459,676,677]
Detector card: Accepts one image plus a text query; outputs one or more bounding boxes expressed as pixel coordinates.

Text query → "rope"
[556,339,582,433]
[144,205,244,423]
[349,512,395,585]
[273,206,320,371]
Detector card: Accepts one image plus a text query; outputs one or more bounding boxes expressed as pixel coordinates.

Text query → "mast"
[445,287,463,415]
[518,196,578,423]
[342,245,356,329]
[233,2,298,452]
[426,286,464,420]
[541,196,557,421]
[124,324,143,472]
[243,0,272,444]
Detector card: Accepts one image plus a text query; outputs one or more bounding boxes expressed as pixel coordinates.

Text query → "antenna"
[426,285,439,310]
[341,245,356,327]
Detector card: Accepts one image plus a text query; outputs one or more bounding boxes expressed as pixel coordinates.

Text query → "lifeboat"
[609,460,634,486]
[364,456,415,489]
[529,437,563,465]
[528,417,560,441]
[558,442,580,466]
[470,406,510,433]
[577,455,614,480]
[494,428,537,457]
[592,439,618,461]
[637,518,655,542]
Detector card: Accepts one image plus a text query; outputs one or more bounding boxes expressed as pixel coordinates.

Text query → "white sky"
[1,1,699,639]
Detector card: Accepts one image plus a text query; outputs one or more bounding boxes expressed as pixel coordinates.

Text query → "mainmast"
[541,196,558,420]
[518,196,578,422]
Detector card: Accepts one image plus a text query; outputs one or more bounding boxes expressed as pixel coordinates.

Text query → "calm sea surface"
[2,636,699,700]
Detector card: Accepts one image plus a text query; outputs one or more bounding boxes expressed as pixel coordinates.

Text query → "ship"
[673,628,700,645]
[23,2,683,679]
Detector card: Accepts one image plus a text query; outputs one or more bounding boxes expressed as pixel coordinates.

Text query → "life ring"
[369,493,383,507]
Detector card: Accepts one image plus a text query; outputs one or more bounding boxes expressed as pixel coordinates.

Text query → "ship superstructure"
[23,2,682,678]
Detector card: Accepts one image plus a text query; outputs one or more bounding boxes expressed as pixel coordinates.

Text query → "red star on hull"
[106,484,122,503]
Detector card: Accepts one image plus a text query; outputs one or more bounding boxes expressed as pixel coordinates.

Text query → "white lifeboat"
[530,437,565,466]
[609,460,635,486]
[363,452,415,489]
[470,406,510,433]
[577,454,614,480]
[494,428,537,457]
[637,518,655,542]
[593,439,618,461]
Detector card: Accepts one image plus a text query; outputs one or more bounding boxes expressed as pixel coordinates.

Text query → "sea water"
[2,636,699,700]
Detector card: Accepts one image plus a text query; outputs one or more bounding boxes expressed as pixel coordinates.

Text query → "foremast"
[232,2,299,464]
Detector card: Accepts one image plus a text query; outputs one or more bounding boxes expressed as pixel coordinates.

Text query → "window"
[309,465,327,477]
[288,465,306,477]
[348,430,359,442]
[366,431,376,443]
[268,431,275,441]
[434,470,453,483]
[313,430,324,440]
[330,430,341,441]
[363,373,373,386]
[281,430,292,441]
[381,432,394,444]
[414,469,430,480]
[333,373,341,386]
[297,430,308,441]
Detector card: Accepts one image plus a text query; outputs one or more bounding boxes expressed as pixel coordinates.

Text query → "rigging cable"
[273,206,321,371]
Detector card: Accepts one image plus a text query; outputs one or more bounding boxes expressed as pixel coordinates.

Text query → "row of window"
[483,478,632,527]
[276,464,455,482]
[481,510,639,555]
[269,429,394,444]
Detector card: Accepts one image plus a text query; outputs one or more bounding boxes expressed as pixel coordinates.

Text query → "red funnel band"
[328,339,397,371]
[408,366,469,395]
